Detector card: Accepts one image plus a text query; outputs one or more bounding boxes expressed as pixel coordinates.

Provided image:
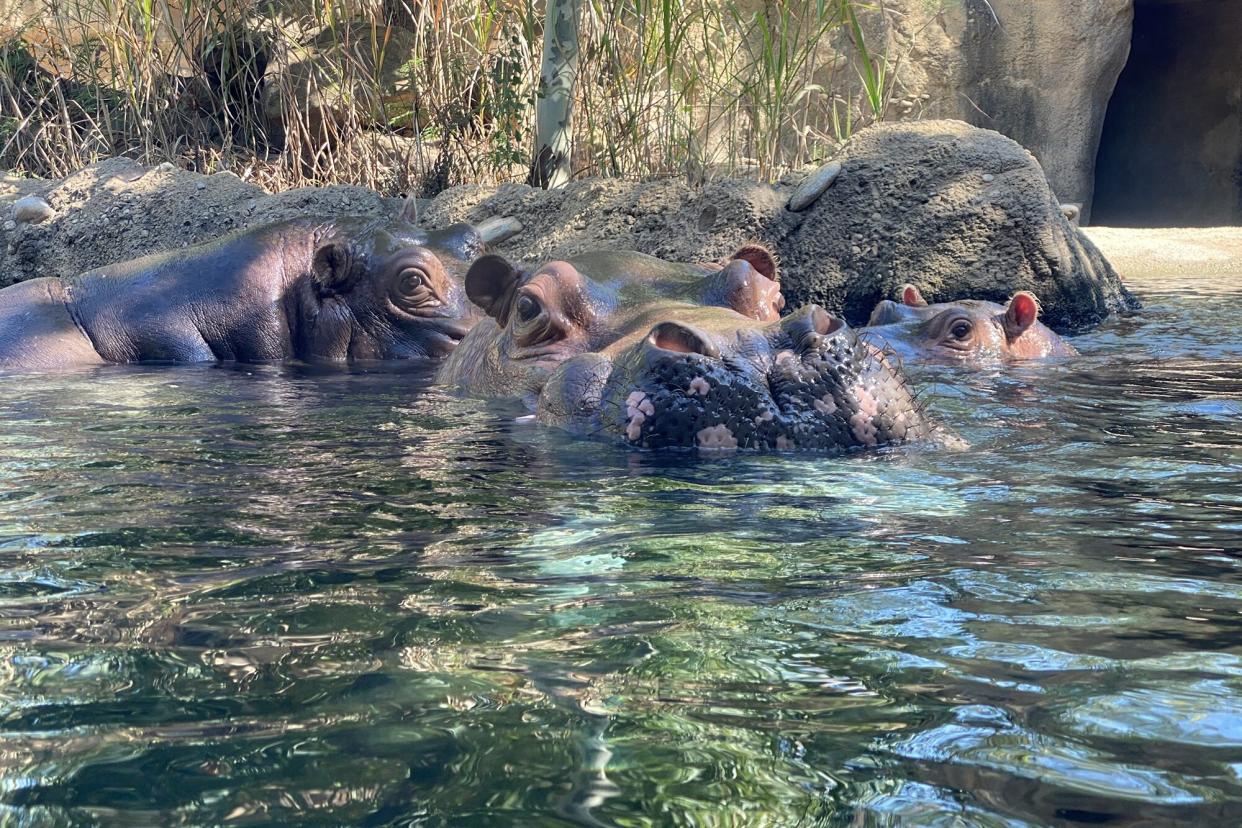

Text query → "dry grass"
[0,0,891,194]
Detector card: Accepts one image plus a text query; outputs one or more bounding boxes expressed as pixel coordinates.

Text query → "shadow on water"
[0,281,1239,825]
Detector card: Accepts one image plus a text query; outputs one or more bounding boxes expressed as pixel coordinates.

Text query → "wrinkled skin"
[438,246,783,402]
[864,284,1078,363]
[538,302,936,452]
[0,216,483,371]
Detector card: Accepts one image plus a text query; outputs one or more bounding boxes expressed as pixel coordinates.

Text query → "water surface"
[0,278,1239,825]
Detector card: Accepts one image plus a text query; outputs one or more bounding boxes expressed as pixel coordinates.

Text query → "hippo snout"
[435,318,476,341]
[536,302,941,453]
[416,316,478,357]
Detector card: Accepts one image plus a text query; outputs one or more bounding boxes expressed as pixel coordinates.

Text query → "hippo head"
[299,218,484,360]
[439,247,783,401]
[537,303,935,452]
[865,284,1077,362]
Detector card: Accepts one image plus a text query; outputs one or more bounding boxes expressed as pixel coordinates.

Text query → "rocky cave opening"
[1092,0,1242,227]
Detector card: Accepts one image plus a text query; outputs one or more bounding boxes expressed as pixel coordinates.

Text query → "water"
[0,278,1239,826]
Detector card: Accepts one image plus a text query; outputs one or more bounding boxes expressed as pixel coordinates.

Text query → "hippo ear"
[730,244,779,283]
[466,254,524,323]
[1004,291,1039,339]
[900,284,928,307]
[311,241,354,297]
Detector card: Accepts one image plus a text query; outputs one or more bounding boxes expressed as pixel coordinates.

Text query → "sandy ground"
[1084,226,1242,292]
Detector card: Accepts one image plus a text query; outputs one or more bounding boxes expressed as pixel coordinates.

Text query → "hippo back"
[0,278,105,371]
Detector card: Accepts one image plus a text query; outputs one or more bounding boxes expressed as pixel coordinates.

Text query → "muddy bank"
[3,121,1134,332]
[0,159,398,289]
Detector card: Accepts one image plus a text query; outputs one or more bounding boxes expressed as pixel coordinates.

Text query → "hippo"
[0,213,483,371]
[538,302,935,452]
[864,284,1078,362]
[437,246,783,402]
[437,245,936,452]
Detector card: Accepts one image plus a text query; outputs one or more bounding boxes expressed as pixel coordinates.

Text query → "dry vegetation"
[1,0,892,195]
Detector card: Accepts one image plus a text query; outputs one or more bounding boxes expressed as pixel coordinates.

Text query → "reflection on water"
[0,282,1239,825]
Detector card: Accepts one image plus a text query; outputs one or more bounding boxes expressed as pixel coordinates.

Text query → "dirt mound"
[0,158,396,287]
[3,121,1134,331]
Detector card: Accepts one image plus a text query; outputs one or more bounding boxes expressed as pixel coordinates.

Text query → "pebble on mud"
[787,161,842,212]
[476,216,523,244]
[13,195,54,224]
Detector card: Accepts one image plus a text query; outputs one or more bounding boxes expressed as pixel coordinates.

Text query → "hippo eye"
[396,267,439,307]
[949,320,973,340]
[516,293,542,324]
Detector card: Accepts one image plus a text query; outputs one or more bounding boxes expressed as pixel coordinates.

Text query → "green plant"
[841,0,886,117]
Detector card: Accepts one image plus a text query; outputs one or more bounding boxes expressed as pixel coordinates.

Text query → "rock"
[475,216,523,245]
[3,220,15,232]
[12,195,53,224]
[787,161,842,211]
[777,120,1136,331]
[982,173,995,183]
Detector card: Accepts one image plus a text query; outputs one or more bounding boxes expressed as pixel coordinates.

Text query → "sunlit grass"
[0,0,890,193]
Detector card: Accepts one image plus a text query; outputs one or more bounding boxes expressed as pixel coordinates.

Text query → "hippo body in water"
[440,249,935,452]
[437,246,783,403]
[0,216,483,371]
[864,284,1077,363]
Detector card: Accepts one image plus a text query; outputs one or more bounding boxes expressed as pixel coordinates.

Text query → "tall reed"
[0,0,891,193]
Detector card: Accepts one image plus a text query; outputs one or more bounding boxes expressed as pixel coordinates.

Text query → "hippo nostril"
[810,306,841,336]
[781,304,845,353]
[648,321,720,359]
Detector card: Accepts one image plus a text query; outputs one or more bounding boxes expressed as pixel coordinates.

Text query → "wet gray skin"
[538,301,937,452]
[864,284,1078,363]
[0,216,484,371]
[437,246,783,404]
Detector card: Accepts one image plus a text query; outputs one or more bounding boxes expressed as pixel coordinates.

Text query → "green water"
[0,282,1239,826]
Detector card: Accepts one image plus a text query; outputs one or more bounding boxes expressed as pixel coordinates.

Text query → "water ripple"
[0,285,1238,824]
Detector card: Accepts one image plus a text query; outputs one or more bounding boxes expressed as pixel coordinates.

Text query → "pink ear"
[901,284,928,307]
[1005,291,1039,335]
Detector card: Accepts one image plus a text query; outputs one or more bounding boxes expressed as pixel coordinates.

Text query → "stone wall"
[853,0,1133,222]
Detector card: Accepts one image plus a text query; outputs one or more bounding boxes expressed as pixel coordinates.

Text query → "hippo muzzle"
[539,305,934,452]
